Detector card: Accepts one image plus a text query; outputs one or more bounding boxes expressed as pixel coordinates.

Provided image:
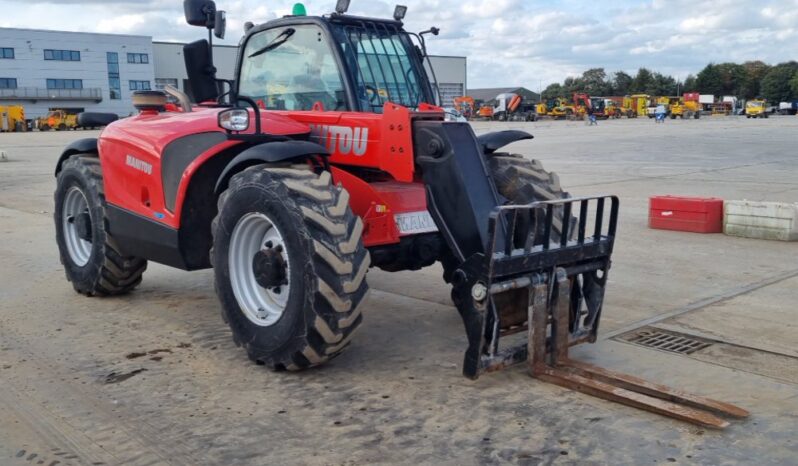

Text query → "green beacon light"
[292,3,307,16]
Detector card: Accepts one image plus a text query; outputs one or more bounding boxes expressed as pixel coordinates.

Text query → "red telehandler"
[53,0,746,428]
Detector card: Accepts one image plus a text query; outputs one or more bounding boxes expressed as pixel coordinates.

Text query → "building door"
[437,83,464,107]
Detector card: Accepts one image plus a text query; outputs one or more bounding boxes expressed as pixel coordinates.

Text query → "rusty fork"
[527,273,749,429]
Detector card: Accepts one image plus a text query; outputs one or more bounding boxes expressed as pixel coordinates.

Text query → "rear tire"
[212,165,370,370]
[54,155,147,296]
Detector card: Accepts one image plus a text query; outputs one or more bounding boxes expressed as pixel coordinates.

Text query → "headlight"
[218,108,250,132]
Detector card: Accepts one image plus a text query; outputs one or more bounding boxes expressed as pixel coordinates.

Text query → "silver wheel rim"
[229,212,291,327]
[62,187,92,267]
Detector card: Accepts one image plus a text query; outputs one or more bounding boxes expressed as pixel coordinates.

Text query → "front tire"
[489,154,576,244]
[442,155,575,283]
[54,155,147,296]
[212,166,370,370]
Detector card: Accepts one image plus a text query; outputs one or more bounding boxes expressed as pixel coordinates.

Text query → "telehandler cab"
[53,0,747,428]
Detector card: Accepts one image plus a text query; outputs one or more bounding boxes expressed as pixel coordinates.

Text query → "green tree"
[740,61,770,98]
[646,72,677,95]
[696,64,723,95]
[790,71,798,99]
[714,63,746,95]
[630,68,653,93]
[760,62,798,102]
[683,74,697,92]
[579,68,611,95]
[612,71,633,95]
[541,83,564,100]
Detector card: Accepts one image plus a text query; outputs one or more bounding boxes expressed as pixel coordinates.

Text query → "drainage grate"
[619,328,713,355]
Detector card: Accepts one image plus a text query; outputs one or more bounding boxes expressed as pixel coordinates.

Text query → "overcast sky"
[2,0,797,90]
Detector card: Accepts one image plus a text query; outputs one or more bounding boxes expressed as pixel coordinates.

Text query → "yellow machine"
[623,94,650,118]
[605,100,623,118]
[0,105,26,132]
[38,109,78,131]
[745,100,768,118]
[547,97,576,119]
[535,102,548,116]
[668,97,683,119]
[672,99,701,119]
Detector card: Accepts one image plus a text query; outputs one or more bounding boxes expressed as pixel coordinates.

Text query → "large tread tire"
[441,154,575,284]
[212,165,370,371]
[488,153,576,244]
[54,154,147,296]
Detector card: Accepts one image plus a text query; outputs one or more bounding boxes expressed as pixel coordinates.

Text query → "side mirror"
[184,0,216,27]
[214,11,226,39]
[183,39,219,102]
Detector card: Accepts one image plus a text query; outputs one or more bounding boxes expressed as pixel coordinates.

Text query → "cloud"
[1,0,797,89]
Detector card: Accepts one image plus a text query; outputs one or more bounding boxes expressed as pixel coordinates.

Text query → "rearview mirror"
[214,11,226,39]
[184,0,216,27]
[183,39,219,102]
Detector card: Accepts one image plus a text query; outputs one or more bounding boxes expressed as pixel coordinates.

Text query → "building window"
[46,79,83,89]
[0,48,13,59]
[44,49,81,61]
[129,80,151,91]
[107,52,121,100]
[155,78,178,90]
[127,53,149,64]
[0,78,17,89]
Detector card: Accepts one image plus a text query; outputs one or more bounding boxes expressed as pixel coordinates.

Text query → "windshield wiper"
[248,28,295,58]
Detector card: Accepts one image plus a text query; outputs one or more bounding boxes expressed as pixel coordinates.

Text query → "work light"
[335,0,350,14]
[218,108,250,132]
[393,5,407,21]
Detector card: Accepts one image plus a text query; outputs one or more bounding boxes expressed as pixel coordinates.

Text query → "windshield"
[238,25,347,111]
[748,101,764,107]
[335,22,428,112]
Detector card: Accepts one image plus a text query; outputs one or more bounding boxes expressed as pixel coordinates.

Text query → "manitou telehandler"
[53,0,747,428]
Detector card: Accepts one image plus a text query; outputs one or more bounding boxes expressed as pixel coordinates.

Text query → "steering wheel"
[364,85,380,104]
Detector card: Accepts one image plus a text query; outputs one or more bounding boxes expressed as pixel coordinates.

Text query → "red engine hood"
[101,107,311,155]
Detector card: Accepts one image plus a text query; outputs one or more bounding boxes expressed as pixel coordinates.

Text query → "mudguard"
[54,138,98,176]
[214,140,330,193]
[477,130,533,154]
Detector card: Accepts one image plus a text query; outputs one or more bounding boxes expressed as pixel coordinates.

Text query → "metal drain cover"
[619,327,713,354]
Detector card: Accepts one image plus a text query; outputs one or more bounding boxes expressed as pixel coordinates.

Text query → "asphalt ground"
[0,115,797,465]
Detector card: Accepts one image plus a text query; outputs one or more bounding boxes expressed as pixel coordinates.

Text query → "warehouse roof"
[468,87,540,103]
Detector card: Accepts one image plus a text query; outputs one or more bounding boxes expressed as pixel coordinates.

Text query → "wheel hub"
[252,244,287,290]
[228,212,291,327]
[62,186,93,267]
[74,212,93,242]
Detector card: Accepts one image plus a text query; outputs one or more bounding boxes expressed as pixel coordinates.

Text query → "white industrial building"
[0,27,466,119]
[0,28,154,118]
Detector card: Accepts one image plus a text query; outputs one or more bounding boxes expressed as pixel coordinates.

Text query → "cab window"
[239,25,347,111]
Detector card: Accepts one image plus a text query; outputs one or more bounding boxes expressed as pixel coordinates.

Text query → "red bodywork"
[572,93,591,114]
[99,103,443,248]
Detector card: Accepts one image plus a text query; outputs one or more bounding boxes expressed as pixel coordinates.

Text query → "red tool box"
[649,196,724,233]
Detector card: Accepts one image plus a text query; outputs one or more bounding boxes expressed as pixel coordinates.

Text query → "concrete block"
[724,200,798,241]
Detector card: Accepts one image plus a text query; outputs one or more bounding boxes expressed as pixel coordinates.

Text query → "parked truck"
[0,105,26,132]
[745,99,769,118]
[778,100,798,115]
